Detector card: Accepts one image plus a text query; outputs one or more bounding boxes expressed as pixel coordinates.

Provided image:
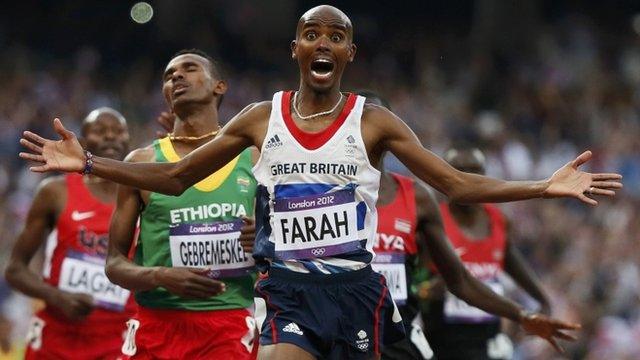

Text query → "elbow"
[167,164,189,196]
[443,174,470,204]
[444,269,469,298]
[4,261,21,288]
[104,258,121,285]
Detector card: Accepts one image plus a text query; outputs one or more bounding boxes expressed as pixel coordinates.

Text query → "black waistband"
[268,265,373,284]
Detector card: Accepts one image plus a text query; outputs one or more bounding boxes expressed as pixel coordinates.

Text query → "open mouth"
[310,59,335,80]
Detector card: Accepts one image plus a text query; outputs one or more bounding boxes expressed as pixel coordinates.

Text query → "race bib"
[169,219,254,278]
[273,189,360,260]
[444,280,503,323]
[371,253,408,305]
[58,251,130,311]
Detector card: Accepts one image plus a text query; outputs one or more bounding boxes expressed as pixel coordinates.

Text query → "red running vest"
[41,173,134,326]
[438,203,507,323]
[372,173,418,305]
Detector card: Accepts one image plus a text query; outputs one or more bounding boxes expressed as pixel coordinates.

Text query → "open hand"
[520,312,580,353]
[545,150,622,206]
[154,267,225,299]
[20,118,85,173]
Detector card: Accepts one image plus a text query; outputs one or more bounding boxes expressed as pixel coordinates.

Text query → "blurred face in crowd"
[162,54,227,110]
[81,110,129,160]
[292,5,356,92]
[444,148,486,175]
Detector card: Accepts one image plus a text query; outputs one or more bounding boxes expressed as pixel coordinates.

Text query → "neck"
[172,103,220,137]
[448,202,480,218]
[295,83,343,115]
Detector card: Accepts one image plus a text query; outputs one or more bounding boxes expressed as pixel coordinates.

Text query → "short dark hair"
[356,90,391,111]
[171,49,225,108]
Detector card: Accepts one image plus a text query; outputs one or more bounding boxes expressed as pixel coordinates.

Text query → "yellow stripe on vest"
[158,137,240,192]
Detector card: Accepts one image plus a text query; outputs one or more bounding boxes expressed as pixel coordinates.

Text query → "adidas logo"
[265,134,283,149]
[282,322,304,335]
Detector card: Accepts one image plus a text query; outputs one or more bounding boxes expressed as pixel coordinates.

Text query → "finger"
[20,139,43,154]
[189,274,227,290]
[592,173,622,181]
[185,281,225,296]
[591,181,623,189]
[19,152,45,163]
[547,336,564,354]
[156,130,168,139]
[571,150,592,168]
[53,118,75,140]
[588,188,616,197]
[241,216,255,225]
[23,131,47,145]
[30,165,51,173]
[553,331,577,342]
[550,320,581,330]
[578,193,597,206]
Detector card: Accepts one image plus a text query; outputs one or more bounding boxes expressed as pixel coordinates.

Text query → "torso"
[135,137,257,311]
[372,173,418,307]
[252,91,381,274]
[42,174,134,324]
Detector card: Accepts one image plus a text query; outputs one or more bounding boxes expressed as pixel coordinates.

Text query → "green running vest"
[135,137,257,310]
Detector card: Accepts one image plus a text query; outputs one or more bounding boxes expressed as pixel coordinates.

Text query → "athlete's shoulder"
[33,175,66,210]
[125,144,155,163]
[240,101,272,119]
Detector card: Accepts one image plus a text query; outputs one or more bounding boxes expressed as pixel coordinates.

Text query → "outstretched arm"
[414,183,578,352]
[106,149,226,299]
[20,103,269,196]
[369,106,622,205]
[504,231,551,315]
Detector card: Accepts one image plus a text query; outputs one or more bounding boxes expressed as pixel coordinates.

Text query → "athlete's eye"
[305,31,317,41]
[331,33,343,42]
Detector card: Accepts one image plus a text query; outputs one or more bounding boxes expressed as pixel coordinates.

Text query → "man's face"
[162,54,225,109]
[292,7,356,92]
[83,113,129,160]
[445,149,486,175]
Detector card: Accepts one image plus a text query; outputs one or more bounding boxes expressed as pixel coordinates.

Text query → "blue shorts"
[254,265,405,359]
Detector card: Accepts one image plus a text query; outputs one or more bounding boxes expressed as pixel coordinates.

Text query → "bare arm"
[4,178,94,320]
[106,149,226,299]
[504,232,551,315]
[415,183,524,321]
[367,105,622,205]
[20,102,270,196]
[415,182,579,352]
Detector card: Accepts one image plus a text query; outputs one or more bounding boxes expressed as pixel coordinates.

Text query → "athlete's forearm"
[505,244,551,311]
[4,261,66,305]
[91,156,186,196]
[448,172,549,204]
[105,254,161,291]
[449,271,524,322]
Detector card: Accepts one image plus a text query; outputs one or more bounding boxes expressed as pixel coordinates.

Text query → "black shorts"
[255,265,405,359]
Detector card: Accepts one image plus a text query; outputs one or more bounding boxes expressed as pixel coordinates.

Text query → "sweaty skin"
[6,110,129,321]
[20,4,615,359]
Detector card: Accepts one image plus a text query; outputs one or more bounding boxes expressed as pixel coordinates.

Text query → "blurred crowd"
[0,6,639,359]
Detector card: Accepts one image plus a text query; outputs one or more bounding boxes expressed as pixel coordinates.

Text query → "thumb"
[571,150,592,168]
[53,118,75,140]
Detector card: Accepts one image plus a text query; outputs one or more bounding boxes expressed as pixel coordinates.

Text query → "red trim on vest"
[373,276,388,355]
[439,203,507,269]
[375,173,418,255]
[281,91,357,150]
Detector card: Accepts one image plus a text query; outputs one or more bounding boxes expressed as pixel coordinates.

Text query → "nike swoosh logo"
[71,210,96,221]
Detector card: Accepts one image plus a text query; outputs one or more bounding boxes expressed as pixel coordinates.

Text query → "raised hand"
[544,150,623,206]
[520,312,580,353]
[19,118,85,173]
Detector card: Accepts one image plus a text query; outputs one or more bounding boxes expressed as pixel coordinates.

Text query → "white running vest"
[252,91,381,274]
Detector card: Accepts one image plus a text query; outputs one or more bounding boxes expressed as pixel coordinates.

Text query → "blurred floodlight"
[131,2,153,24]
[632,14,640,36]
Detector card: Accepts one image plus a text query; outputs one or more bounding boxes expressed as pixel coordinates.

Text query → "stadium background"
[0,0,639,358]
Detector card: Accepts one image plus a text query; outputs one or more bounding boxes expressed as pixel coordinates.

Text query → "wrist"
[517,308,533,323]
[539,179,551,198]
[44,289,65,306]
[79,150,94,175]
[151,267,166,288]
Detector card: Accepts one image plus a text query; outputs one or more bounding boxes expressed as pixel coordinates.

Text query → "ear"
[291,40,298,59]
[348,43,357,62]
[213,79,228,96]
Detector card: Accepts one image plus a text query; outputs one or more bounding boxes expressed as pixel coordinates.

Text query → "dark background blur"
[1,1,639,359]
